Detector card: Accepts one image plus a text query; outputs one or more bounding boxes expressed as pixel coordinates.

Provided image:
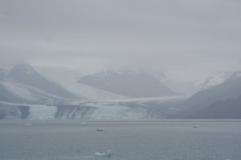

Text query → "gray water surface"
[0,120,241,160]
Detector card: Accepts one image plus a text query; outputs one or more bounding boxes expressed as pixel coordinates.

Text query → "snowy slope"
[35,66,126,100]
[1,80,38,102]
[0,64,79,104]
[0,79,70,104]
[58,81,126,100]
[7,64,77,99]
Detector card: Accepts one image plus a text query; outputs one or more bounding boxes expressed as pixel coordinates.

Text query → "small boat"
[193,125,198,128]
[96,128,104,132]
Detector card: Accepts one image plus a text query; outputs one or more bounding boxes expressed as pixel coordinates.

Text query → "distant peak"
[12,63,34,69]
[10,63,37,75]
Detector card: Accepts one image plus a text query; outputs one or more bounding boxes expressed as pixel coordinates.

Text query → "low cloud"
[0,0,241,81]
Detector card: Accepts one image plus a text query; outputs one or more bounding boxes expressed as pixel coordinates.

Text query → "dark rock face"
[186,97,241,119]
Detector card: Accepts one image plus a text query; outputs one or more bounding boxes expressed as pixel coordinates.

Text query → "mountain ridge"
[78,70,177,98]
[0,64,79,104]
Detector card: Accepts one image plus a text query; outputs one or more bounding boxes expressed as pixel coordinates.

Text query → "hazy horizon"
[1,0,241,82]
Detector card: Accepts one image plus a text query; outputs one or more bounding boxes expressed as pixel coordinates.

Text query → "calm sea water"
[0,120,241,160]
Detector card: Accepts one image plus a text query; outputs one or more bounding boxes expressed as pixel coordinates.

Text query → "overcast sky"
[0,0,241,81]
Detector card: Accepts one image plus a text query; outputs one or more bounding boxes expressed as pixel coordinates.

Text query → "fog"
[1,0,241,82]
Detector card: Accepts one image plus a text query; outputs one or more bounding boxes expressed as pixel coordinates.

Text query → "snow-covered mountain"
[196,71,238,91]
[8,64,77,99]
[2,64,241,120]
[0,65,185,120]
[156,72,197,95]
[78,70,176,98]
[0,64,78,104]
[172,71,241,118]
